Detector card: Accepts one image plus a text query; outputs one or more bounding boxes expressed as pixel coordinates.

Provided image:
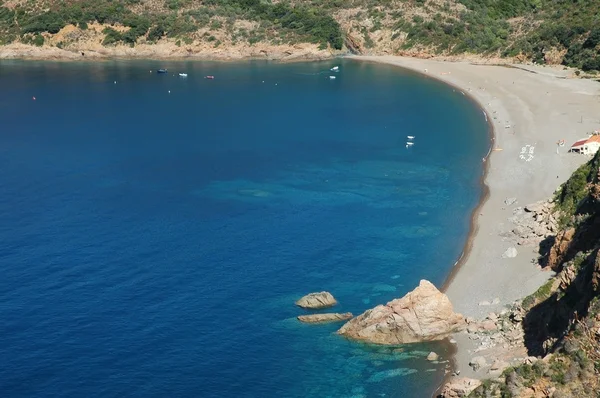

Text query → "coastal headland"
[354,55,600,381]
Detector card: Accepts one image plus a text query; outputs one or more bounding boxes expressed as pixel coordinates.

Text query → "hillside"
[464,151,600,397]
[0,0,599,69]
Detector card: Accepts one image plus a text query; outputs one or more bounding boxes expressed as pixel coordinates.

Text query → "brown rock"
[439,378,482,398]
[297,312,352,324]
[593,250,600,292]
[481,320,498,331]
[547,228,575,271]
[295,291,337,309]
[337,280,464,344]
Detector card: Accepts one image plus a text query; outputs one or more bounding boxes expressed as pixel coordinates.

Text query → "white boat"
[406,142,414,146]
[407,136,415,140]
[329,76,336,80]
[179,73,188,77]
[330,66,339,71]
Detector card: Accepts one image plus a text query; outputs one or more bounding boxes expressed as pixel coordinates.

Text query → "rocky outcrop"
[295,292,337,309]
[508,201,557,247]
[297,313,352,324]
[547,227,575,271]
[438,378,482,398]
[337,280,464,344]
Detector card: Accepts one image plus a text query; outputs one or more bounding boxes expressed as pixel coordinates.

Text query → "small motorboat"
[157,68,168,73]
[407,135,415,140]
[179,73,188,77]
[406,142,414,146]
[205,75,215,80]
[329,76,336,80]
[330,66,339,71]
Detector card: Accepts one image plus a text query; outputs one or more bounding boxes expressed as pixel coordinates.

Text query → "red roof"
[586,135,600,144]
[571,139,587,148]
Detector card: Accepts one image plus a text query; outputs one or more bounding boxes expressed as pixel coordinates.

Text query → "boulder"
[295,291,337,309]
[525,201,546,213]
[337,280,464,344]
[438,378,482,398]
[297,313,353,324]
[427,351,439,361]
[502,247,518,258]
[469,356,487,371]
[481,320,498,331]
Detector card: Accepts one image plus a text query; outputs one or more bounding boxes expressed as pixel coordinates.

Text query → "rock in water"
[295,291,337,309]
[502,247,518,258]
[297,313,353,324]
[427,351,439,361]
[439,378,482,397]
[337,280,464,344]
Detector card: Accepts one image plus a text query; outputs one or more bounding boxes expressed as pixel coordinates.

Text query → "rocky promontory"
[295,291,337,309]
[337,280,464,344]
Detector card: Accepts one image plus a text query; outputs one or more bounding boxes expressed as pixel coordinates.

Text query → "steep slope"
[465,151,600,397]
[1,0,600,70]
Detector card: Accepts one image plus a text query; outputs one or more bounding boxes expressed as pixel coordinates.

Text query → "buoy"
[114,81,117,84]
[32,96,36,101]
[168,90,171,94]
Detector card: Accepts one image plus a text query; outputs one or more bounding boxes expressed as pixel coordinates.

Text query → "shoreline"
[351,55,600,387]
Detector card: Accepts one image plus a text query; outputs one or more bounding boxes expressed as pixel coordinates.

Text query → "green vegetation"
[522,278,556,309]
[0,0,342,49]
[554,150,600,226]
[0,0,599,70]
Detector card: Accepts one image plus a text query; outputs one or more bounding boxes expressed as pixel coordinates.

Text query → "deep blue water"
[0,59,489,397]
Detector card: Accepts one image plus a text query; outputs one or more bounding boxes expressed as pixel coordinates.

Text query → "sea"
[0,59,489,397]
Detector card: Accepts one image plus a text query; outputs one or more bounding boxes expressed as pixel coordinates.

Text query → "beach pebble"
[426,352,439,361]
[502,247,518,258]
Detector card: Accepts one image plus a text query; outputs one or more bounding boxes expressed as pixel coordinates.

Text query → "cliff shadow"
[522,247,600,356]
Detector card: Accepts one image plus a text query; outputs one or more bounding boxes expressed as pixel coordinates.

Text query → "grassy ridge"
[0,0,599,71]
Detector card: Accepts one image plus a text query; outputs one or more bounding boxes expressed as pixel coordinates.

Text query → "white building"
[570,135,600,156]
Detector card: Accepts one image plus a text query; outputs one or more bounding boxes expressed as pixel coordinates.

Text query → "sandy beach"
[352,55,600,377]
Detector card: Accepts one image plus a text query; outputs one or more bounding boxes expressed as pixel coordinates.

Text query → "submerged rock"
[297,313,353,324]
[337,280,464,344]
[295,291,337,309]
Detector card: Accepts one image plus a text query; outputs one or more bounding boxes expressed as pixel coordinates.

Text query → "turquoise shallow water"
[0,59,489,397]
